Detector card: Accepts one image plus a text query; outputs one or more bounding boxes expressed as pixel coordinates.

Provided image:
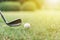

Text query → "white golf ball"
[24,23,31,28]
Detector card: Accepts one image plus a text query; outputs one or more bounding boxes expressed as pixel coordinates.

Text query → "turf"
[0,10,60,40]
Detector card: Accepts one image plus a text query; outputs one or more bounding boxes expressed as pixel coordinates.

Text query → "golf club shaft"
[0,11,7,23]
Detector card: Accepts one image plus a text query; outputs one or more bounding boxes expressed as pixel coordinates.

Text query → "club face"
[7,19,22,26]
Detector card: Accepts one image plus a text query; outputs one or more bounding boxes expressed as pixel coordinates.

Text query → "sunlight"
[44,0,60,9]
[46,0,58,4]
[47,0,58,7]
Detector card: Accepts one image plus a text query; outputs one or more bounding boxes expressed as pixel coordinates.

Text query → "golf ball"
[24,23,31,28]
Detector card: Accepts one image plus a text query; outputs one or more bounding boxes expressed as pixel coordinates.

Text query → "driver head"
[6,19,22,27]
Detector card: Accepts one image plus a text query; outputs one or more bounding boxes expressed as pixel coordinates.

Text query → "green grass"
[0,10,60,40]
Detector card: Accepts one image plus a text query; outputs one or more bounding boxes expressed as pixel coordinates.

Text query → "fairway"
[0,10,60,40]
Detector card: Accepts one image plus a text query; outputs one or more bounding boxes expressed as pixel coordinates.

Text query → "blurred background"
[0,0,43,11]
[0,0,59,11]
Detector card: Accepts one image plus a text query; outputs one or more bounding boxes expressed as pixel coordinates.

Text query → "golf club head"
[6,19,22,27]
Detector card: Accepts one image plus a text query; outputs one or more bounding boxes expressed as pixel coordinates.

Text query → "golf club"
[0,11,22,27]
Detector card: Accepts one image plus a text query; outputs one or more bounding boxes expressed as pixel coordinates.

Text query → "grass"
[0,10,60,40]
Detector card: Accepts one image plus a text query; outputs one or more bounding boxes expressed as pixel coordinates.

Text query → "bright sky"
[43,0,60,10]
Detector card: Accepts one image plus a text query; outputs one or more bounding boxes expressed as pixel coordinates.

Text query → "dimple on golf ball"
[24,23,31,28]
